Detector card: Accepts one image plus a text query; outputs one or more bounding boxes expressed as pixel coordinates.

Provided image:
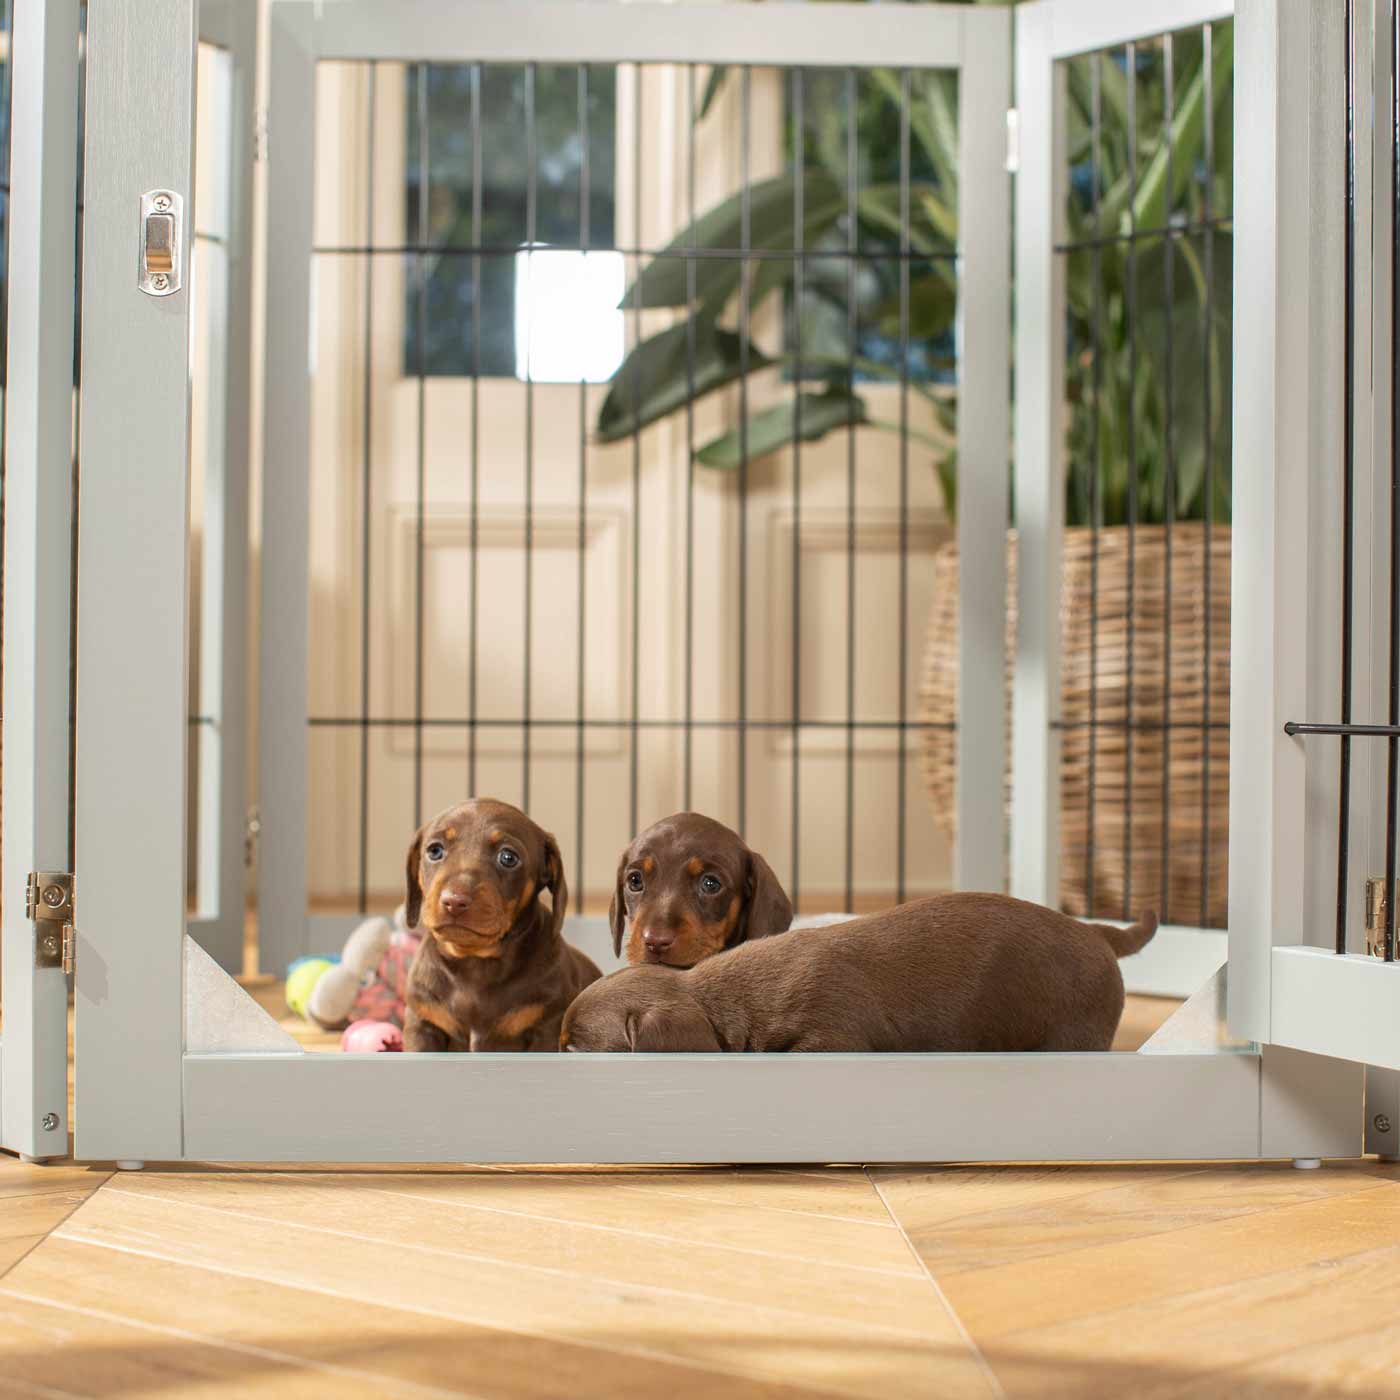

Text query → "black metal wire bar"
[575,62,590,902]
[1287,723,1400,738]
[311,241,960,263]
[791,67,805,906]
[311,716,960,732]
[844,65,858,914]
[522,62,537,812]
[468,63,483,794]
[896,67,911,906]
[1086,56,1103,917]
[1160,33,1177,924]
[1339,1,1357,953]
[1386,0,1400,961]
[413,63,428,828]
[629,63,643,837]
[684,63,698,812]
[1124,40,1139,922]
[357,63,377,915]
[1052,214,1232,254]
[1200,21,1216,931]
[738,64,752,834]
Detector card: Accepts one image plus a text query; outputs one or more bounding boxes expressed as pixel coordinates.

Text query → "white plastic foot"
[1292,1157,1323,1171]
[115,1159,145,1171]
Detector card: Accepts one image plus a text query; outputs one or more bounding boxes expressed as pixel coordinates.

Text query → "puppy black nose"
[642,928,674,952]
[439,887,472,919]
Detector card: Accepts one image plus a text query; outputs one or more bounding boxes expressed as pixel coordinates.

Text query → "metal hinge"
[1005,108,1020,173]
[26,871,75,974]
[1366,876,1391,958]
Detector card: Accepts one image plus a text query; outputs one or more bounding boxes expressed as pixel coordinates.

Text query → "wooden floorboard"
[9,992,1400,1396]
[0,1155,111,1289]
[0,1163,994,1399]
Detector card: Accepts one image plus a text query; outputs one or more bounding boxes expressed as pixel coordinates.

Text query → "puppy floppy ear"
[404,824,428,930]
[609,849,630,958]
[630,1002,723,1052]
[541,830,568,938]
[736,849,793,945]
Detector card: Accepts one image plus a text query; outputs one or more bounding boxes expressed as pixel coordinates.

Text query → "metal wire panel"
[302,57,967,919]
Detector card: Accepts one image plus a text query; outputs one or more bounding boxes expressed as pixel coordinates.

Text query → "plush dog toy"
[285,904,423,1032]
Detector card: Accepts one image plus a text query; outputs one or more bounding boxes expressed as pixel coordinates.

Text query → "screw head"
[153,193,171,211]
[151,273,169,291]
[1376,1114,1393,1135]
[41,1113,58,1132]
[41,882,64,907]
[40,931,59,955]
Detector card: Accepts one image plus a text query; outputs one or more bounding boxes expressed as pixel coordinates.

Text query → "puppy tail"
[1093,910,1159,959]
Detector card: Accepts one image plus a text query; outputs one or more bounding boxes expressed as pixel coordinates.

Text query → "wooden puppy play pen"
[0,0,1393,1167]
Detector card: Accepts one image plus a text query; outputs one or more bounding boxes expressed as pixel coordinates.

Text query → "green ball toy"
[285,958,334,1019]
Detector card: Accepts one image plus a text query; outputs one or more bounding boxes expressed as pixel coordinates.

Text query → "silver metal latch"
[26,871,75,973]
[1366,876,1391,958]
[139,189,183,296]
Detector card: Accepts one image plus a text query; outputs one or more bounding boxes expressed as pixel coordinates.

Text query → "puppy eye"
[626,870,644,893]
[424,841,446,862]
[497,848,520,870]
[699,873,722,895]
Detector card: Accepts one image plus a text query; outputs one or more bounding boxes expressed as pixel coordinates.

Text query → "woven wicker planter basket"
[917,524,1232,927]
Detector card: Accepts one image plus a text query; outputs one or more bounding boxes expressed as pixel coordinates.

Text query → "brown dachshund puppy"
[611,813,794,967]
[402,799,601,1052]
[564,892,1157,1053]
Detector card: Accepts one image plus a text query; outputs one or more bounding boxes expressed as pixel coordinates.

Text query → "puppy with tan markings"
[403,798,601,1052]
[611,813,794,967]
[564,892,1157,1053]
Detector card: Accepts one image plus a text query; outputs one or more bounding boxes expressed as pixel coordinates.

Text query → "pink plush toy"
[299,902,424,1034]
[340,1019,403,1053]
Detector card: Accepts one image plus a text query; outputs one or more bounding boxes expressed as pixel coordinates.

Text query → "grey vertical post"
[1011,4,1066,906]
[1,0,82,1160]
[257,4,317,976]
[192,0,257,972]
[956,9,1013,892]
[74,0,197,1161]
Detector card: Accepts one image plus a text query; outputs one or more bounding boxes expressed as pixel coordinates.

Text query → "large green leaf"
[694,387,870,469]
[1090,25,1234,240]
[856,183,954,255]
[623,169,846,309]
[872,268,957,341]
[596,319,771,443]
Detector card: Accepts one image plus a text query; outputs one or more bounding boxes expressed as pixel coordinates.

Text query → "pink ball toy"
[340,1019,403,1053]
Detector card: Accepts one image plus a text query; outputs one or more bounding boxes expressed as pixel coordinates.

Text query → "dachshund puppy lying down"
[562,892,1157,1053]
[611,812,794,966]
[403,798,601,1052]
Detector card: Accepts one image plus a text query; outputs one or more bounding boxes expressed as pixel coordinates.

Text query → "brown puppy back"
[610,813,793,967]
[563,892,1156,1053]
[403,798,601,1052]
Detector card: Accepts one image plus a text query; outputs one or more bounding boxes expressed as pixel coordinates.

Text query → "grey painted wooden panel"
[191,0,257,972]
[1037,0,1234,62]
[1260,1045,1363,1161]
[256,6,316,978]
[1,0,82,1160]
[74,0,198,1162]
[954,10,1011,893]
[296,0,972,65]
[184,1051,1262,1163]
